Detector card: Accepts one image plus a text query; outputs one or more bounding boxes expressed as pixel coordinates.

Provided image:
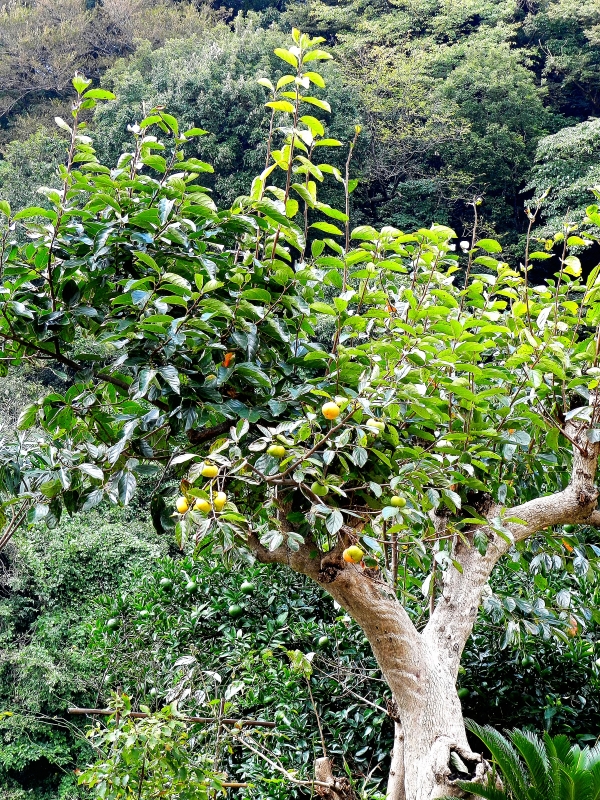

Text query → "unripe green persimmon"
[366,418,385,432]
[390,496,406,508]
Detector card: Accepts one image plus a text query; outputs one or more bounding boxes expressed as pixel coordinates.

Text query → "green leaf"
[476,239,502,253]
[254,200,290,227]
[274,48,298,68]
[310,301,336,316]
[305,71,325,88]
[118,471,137,505]
[199,299,234,318]
[79,463,104,481]
[241,288,271,302]
[311,221,343,235]
[83,88,116,100]
[266,100,296,114]
[17,403,38,430]
[158,366,180,394]
[300,115,324,136]
[72,74,92,93]
[257,77,275,91]
[236,363,272,389]
[326,509,344,534]
[302,50,333,63]
[158,112,179,136]
[563,255,582,277]
[178,158,214,174]
[301,96,331,112]
[316,202,348,221]
[292,183,315,207]
[13,207,57,221]
[473,530,488,556]
[183,127,208,137]
[313,138,342,147]
[143,155,167,173]
[286,198,299,218]
[54,116,72,133]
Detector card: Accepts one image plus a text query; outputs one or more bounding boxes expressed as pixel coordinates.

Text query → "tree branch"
[247,529,322,582]
[424,421,600,671]
[0,329,169,411]
[186,420,231,446]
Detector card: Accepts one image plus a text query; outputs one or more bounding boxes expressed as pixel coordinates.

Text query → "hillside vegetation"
[0,2,600,799]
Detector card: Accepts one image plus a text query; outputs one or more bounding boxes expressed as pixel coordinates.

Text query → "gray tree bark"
[387,721,405,800]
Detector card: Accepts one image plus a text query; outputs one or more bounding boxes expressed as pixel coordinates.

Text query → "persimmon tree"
[2,30,600,800]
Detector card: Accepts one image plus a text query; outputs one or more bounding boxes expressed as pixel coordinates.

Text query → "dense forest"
[1,0,600,798]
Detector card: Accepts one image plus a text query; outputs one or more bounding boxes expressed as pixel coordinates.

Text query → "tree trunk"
[320,565,490,800]
[248,421,600,798]
[385,657,485,799]
[386,721,405,800]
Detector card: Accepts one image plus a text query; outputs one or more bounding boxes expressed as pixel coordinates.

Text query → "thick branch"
[587,510,600,526]
[247,530,322,582]
[249,530,422,704]
[186,420,231,446]
[0,329,169,411]
[424,423,600,671]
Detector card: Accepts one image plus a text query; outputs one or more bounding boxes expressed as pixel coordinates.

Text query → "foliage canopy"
[3,26,600,800]
[1,31,600,630]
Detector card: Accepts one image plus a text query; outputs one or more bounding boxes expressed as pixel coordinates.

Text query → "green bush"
[0,509,167,798]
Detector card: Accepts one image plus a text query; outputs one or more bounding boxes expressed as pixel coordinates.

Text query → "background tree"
[0,0,219,133]
[523,0,600,120]
[526,118,600,238]
[2,30,600,800]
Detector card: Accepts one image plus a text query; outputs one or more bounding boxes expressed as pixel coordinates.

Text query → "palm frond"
[509,729,550,792]
[583,742,600,772]
[558,768,593,800]
[451,778,507,800]
[567,745,587,773]
[466,720,528,797]
[551,734,573,764]
[584,760,600,799]
[544,732,562,800]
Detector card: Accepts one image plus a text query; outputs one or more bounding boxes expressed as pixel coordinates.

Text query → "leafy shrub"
[0,509,167,797]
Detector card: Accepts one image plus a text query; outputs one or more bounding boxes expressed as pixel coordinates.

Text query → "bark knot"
[319,563,342,583]
[314,757,358,800]
[578,489,597,506]
[386,698,401,722]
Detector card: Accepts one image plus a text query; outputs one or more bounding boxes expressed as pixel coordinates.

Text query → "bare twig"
[67,708,275,727]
